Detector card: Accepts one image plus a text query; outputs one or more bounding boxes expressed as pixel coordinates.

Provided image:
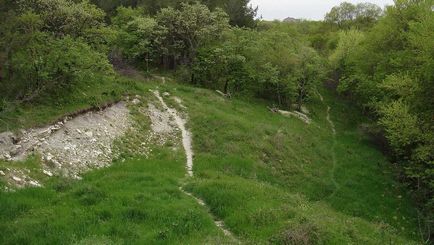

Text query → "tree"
[325,2,357,27]
[18,0,107,38]
[329,30,365,96]
[378,74,419,101]
[193,45,248,93]
[327,0,434,231]
[355,2,383,26]
[325,2,382,29]
[8,34,113,101]
[91,0,258,27]
[112,6,159,70]
[0,0,114,101]
[408,2,434,120]
[293,46,324,111]
[224,0,257,27]
[329,30,364,72]
[156,3,229,69]
[379,100,421,156]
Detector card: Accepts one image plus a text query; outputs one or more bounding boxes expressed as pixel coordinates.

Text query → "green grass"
[0,75,145,132]
[166,84,420,243]
[0,149,230,244]
[0,76,422,244]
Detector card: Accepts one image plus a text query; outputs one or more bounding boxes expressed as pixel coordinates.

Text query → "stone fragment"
[29,180,41,187]
[43,170,53,177]
[12,176,22,182]
[132,98,141,105]
[85,131,93,137]
[45,153,53,161]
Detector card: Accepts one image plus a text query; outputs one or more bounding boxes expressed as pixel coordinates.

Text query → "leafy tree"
[7,34,113,101]
[18,0,107,37]
[112,6,159,70]
[379,100,421,156]
[325,2,357,27]
[156,2,229,68]
[407,2,434,120]
[293,46,324,111]
[378,74,419,101]
[91,0,257,27]
[224,0,257,27]
[325,2,382,29]
[354,3,383,26]
[90,0,140,15]
[327,0,434,230]
[192,26,324,110]
[0,10,45,83]
[193,45,248,93]
[329,30,364,75]
[0,0,114,102]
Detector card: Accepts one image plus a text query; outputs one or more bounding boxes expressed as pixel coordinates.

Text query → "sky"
[249,0,395,21]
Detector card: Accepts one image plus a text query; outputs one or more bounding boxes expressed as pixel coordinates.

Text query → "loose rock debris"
[0,102,131,187]
[278,110,312,124]
[152,90,193,177]
[0,93,189,190]
[1,167,42,189]
[268,106,312,124]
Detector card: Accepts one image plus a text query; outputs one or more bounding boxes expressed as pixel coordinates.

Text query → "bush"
[8,34,113,101]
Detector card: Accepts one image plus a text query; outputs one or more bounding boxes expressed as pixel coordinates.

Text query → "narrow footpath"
[317,90,340,198]
[152,90,238,242]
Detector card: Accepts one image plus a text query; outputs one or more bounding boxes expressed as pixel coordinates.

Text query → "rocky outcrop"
[0,102,131,183]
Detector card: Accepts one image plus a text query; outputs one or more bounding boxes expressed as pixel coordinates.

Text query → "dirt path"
[152,91,193,177]
[152,90,237,241]
[322,95,340,198]
[316,90,324,102]
[317,89,340,197]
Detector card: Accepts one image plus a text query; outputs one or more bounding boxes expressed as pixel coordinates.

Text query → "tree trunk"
[6,48,13,80]
[191,72,195,84]
[223,80,229,94]
[276,83,282,107]
[145,54,149,73]
[297,79,305,111]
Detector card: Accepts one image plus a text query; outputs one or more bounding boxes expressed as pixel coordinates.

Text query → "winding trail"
[326,106,340,198]
[153,91,193,177]
[152,90,237,241]
[318,90,340,198]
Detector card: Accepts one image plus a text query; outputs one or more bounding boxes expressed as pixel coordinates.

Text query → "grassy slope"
[0,76,140,133]
[168,84,419,243]
[0,152,230,244]
[0,76,421,244]
[0,80,230,244]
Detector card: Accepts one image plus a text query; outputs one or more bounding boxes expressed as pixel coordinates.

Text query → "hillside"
[1,0,432,243]
[0,75,421,244]
[283,17,301,22]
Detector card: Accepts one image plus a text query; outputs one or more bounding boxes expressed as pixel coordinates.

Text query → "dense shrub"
[0,0,114,102]
[329,0,433,232]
